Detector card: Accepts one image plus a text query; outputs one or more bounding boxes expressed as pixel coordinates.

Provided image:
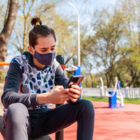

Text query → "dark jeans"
[4,99,94,140]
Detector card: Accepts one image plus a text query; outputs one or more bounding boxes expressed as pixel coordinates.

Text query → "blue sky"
[82,0,117,10]
[56,0,117,26]
[93,0,117,8]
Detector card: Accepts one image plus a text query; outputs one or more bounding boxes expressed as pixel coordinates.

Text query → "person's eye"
[40,49,49,52]
[41,50,46,52]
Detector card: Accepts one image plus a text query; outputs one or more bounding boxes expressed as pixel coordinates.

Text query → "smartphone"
[66,75,84,88]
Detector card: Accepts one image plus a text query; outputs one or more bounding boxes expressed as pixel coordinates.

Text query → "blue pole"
[74,66,81,87]
[108,91,117,108]
[74,66,81,75]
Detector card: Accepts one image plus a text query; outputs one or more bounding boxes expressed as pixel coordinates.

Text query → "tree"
[10,0,38,55]
[81,9,128,87]
[80,0,140,87]
[0,0,19,62]
[115,0,140,87]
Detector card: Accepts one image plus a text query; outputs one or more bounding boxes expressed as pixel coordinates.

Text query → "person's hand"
[37,86,69,105]
[46,86,69,104]
[68,85,81,103]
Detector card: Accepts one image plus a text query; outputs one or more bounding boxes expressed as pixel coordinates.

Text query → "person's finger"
[69,97,77,103]
[69,88,81,96]
[71,85,81,91]
[68,92,79,99]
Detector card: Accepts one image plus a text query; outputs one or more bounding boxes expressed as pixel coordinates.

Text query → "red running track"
[1,101,140,140]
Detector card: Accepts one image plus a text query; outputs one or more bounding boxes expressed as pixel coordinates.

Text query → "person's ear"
[28,46,34,55]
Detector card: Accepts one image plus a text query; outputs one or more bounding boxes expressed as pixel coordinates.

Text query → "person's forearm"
[37,93,50,104]
[1,90,38,108]
[55,64,69,87]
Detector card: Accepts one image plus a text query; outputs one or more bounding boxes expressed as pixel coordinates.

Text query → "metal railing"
[82,88,140,98]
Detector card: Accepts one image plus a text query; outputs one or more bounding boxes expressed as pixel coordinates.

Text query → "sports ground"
[1,101,140,140]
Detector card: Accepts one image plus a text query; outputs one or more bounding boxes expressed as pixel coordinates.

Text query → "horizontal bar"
[0,62,10,65]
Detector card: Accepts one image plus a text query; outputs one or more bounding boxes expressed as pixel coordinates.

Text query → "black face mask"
[34,51,56,66]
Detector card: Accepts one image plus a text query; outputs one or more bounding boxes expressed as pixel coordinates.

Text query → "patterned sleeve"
[1,57,38,108]
[55,64,69,88]
[4,57,22,92]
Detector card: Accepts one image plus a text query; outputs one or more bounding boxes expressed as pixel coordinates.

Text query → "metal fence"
[1,83,140,99]
[82,88,140,98]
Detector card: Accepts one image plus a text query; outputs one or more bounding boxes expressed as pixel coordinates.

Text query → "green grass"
[81,96,140,104]
[82,97,108,102]
[124,98,140,104]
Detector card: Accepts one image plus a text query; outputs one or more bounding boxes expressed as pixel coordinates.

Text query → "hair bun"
[31,17,42,26]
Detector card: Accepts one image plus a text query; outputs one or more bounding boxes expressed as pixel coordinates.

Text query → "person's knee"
[77,99,95,117]
[6,103,29,125]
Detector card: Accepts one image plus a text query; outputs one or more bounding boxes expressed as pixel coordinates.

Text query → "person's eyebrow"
[40,45,56,49]
[50,45,56,48]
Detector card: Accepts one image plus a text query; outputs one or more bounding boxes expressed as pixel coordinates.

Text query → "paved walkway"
[1,101,140,140]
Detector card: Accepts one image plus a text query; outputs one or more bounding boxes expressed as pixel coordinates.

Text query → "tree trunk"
[0,0,19,62]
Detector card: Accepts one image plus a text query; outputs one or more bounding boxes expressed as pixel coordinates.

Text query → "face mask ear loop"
[32,47,36,56]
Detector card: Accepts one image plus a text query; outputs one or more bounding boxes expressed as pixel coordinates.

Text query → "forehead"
[35,35,56,49]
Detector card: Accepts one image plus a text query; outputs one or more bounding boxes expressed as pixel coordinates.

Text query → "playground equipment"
[65,65,78,72]
[0,62,10,65]
[100,77,124,108]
